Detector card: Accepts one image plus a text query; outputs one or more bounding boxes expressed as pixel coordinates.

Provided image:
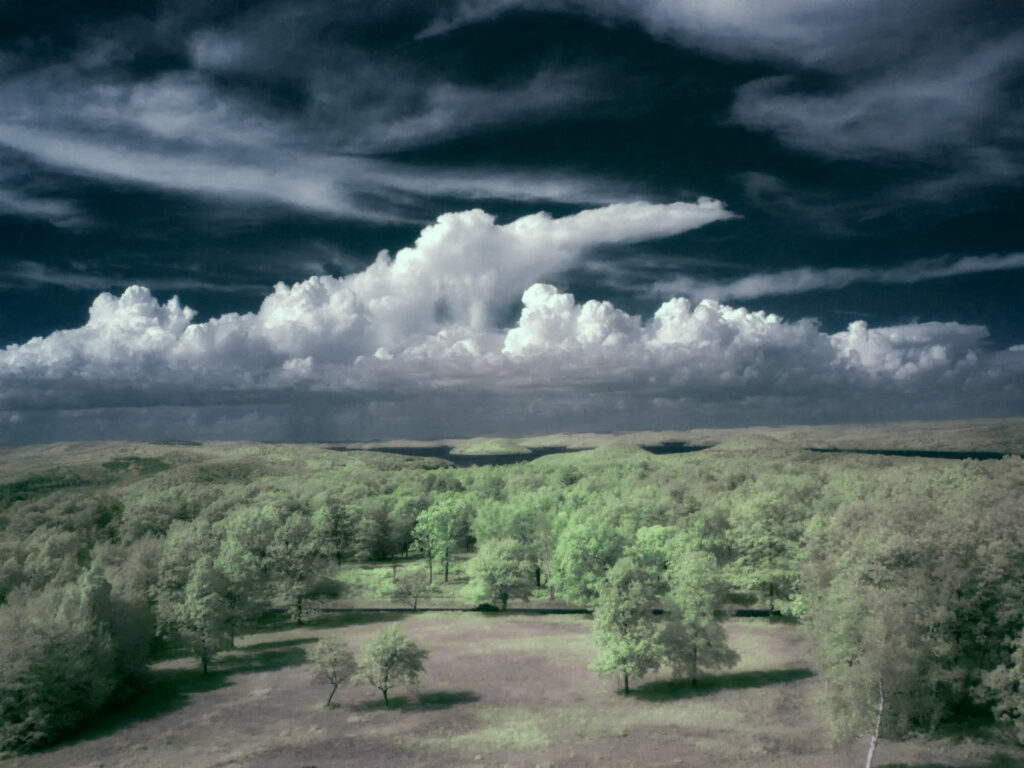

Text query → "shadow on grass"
[45,638,314,752]
[248,609,407,635]
[351,690,480,712]
[633,667,815,701]
[881,758,1022,768]
[416,691,481,709]
[307,611,409,631]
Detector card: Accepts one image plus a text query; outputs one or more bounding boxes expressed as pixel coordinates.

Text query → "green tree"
[265,511,331,623]
[660,540,738,683]
[310,636,358,708]
[388,565,438,611]
[590,557,662,695]
[414,494,470,583]
[464,538,532,610]
[311,503,353,564]
[161,555,234,674]
[360,625,429,707]
[727,478,813,615]
[473,488,560,596]
[551,502,625,605]
[0,570,134,752]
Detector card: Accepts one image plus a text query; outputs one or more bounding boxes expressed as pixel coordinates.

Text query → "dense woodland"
[1,434,1023,756]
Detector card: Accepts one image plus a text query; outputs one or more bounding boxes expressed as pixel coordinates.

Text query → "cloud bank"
[2,201,1021,442]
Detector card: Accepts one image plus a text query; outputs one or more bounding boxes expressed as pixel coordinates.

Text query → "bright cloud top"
[1,201,1020,437]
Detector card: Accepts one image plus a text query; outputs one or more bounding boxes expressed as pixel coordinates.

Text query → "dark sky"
[1,0,1022,442]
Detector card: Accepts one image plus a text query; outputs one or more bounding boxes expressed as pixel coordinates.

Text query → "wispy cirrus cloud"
[653,253,1024,301]
[0,261,268,295]
[425,0,1024,197]
[0,43,623,222]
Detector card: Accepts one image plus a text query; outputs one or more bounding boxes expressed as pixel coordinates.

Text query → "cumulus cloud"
[1,200,730,386]
[654,253,1024,302]
[2,201,1020,441]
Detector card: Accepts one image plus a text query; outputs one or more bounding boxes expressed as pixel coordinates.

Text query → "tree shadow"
[348,690,478,712]
[352,694,412,711]
[248,609,407,635]
[633,667,815,701]
[41,638,314,752]
[881,758,1022,768]
[415,690,481,709]
[240,637,315,654]
[306,610,409,631]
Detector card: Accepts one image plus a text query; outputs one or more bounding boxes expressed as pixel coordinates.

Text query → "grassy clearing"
[7,614,1021,768]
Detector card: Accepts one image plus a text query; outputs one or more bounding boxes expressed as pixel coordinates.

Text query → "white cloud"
[0,261,267,294]
[1,200,730,382]
[424,1,1024,188]
[654,253,1024,301]
[0,63,630,221]
[2,201,1019,440]
[732,31,1024,161]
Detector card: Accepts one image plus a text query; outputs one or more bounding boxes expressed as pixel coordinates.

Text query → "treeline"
[1,440,1023,751]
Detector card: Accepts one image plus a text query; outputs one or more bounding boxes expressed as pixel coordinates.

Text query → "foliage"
[360,625,429,707]
[0,569,150,752]
[388,565,438,610]
[659,537,739,681]
[726,475,817,615]
[160,555,234,674]
[550,500,625,605]
[590,557,663,694]
[803,463,1024,742]
[414,493,472,582]
[464,538,532,610]
[310,635,358,707]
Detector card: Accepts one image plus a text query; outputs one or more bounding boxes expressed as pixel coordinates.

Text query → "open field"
[6,613,1022,768]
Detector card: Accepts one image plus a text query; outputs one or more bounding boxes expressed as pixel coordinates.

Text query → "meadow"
[2,420,1024,766]
[8,609,1022,768]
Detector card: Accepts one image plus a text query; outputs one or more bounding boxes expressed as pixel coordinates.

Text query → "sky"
[1,0,1023,443]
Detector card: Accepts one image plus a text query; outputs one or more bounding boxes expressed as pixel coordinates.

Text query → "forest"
[1,423,1024,766]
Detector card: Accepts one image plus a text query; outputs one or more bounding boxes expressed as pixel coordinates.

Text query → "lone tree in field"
[590,557,663,694]
[389,565,437,611]
[360,625,428,707]
[465,538,532,610]
[310,636,358,708]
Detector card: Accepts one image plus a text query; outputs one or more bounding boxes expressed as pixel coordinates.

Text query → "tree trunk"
[427,555,433,584]
[623,673,629,695]
[535,566,542,588]
[444,555,449,583]
[544,553,555,600]
[382,688,390,707]
[295,594,304,625]
[201,656,208,675]
[865,678,884,768]
[326,683,339,708]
